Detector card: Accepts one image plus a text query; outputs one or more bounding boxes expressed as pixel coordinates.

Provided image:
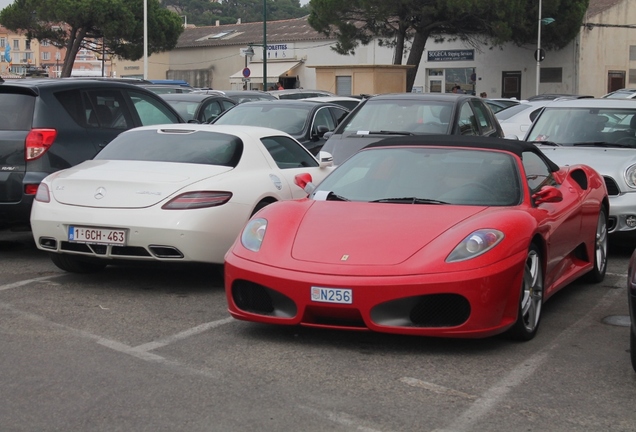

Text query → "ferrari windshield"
[95,129,243,167]
[312,147,521,206]
[340,99,453,135]
[527,107,636,146]
[213,103,311,136]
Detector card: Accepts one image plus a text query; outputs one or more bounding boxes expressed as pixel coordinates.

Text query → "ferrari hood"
[47,160,233,208]
[290,202,486,265]
[538,145,636,177]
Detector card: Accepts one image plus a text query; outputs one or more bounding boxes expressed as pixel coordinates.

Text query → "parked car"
[602,88,636,99]
[140,84,196,94]
[628,250,636,371]
[523,98,636,243]
[159,93,237,123]
[495,100,553,138]
[525,93,594,102]
[484,99,512,114]
[219,90,277,103]
[488,98,520,108]
[0,78,184,231]
[302,96,362,110]
[211,100,349,155]
[30,125,334,273]
[267,89,335,99]
[225,135,608,340]
[321,93,504,165]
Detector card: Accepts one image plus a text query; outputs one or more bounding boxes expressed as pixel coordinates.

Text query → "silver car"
[524,99,636,242]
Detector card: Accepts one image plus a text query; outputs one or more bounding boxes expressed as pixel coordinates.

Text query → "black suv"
[0,78,184,230]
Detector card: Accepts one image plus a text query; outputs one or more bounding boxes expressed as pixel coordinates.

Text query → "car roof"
[159,93,234,102]
[126,123,299,140]
[365,135,560,171]
[538,99,636,108]
[225,99,339,108]
[0,78,147,90]
[366,93,478,102]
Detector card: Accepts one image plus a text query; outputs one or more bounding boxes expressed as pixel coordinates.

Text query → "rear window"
[0,94,35,130]
[95,129,243,167]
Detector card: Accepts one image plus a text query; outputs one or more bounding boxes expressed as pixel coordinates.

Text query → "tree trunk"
[61,27,87,77]
[392,24,406,65]
[405,30,429,92]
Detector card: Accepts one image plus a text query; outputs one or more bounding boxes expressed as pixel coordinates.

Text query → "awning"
[229,61,302,84]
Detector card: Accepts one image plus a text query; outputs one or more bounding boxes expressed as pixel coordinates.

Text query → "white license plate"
[68,226,127,246]
[311,287,353,304]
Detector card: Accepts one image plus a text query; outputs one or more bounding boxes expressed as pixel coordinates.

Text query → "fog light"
[626,215,636,228]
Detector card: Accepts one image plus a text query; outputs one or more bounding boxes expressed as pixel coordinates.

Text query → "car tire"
[631,326,636,372]
[584,206,608,283]
[507,243,543,341]
[50,253,107,273]
[250,199,275,217]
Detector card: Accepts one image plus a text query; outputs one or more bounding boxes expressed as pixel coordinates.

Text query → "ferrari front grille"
[603,176,620,196]
[409,294,470,327]
[232,280,297,317]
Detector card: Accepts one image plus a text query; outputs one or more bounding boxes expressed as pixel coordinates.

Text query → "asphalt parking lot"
[2,231,636,432]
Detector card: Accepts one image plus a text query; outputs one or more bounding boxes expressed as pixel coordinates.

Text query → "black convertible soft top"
[366,135,560,172]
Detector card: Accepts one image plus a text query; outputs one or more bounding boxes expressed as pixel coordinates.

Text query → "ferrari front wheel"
[585,206,608,283]
[507,244,543,341]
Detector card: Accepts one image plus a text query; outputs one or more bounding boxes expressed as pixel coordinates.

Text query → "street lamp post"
[262,0,267,90]
[143,0,148,79]
[535,0,554,95]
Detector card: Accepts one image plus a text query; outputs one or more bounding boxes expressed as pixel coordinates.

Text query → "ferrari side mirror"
[532,185,563,204]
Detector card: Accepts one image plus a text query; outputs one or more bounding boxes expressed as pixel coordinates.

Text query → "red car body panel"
[224,141,608,338]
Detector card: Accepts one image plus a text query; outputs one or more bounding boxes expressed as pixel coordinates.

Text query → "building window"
[336,76,352,95]
[41,40,49,47]
[630,69,636,85]
[25,40,31,50]
[0,38,5,48]
[42,52,50,61]
[630,46,636,61]
[55,52,61,60]
[13,39,19,50]
[540,68,562,83]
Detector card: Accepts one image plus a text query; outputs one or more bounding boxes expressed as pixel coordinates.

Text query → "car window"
[127,90,181,125]
[313,147,521,206]
[458,103,478,135]
[221,100,236,110]
[95,129,243,167]
[83,89,131,130]
[528,107,636,145]
[214,104,312,136]
[522,151,555,193]
[312,107,336,135]
[471,101,496,135]
[0,93,35,130]
[201,100,222,122]
[261,136,318,169]
[330,107,349,125]
[496,103,533,121]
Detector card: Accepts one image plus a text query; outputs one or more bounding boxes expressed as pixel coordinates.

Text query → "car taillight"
[34,183,50,202]
[25,129,57,161]
[162,191,233,210]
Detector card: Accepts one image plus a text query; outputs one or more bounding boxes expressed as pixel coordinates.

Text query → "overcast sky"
[0,0,11,11]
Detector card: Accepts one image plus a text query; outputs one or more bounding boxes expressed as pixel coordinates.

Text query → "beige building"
[111,0,636,99]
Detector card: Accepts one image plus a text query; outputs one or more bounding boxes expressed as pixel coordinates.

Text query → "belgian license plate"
[311,287,353,304]
[68,226,127,246]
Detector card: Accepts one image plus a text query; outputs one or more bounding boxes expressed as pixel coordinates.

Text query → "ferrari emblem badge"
[341,254,349,261]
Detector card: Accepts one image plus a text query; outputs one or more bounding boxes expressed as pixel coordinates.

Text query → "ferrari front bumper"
[225,250,528,338]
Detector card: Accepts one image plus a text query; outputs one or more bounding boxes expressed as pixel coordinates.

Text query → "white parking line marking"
[132,317,234,352]
[399,377,476,400]
[300,405,385,432]
[0,275,60,291]
[432,287,623,432]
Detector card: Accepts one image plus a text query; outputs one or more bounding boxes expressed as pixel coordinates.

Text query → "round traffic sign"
[242,67,251,78]
[534,49,545,62]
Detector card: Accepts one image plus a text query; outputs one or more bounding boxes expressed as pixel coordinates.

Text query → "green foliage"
[308,0,589,90]
[0,0,184,76]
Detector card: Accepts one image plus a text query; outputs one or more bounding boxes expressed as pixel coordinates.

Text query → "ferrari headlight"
[241,218,267,252]
[625,164,636,189]
[446,229,504,262]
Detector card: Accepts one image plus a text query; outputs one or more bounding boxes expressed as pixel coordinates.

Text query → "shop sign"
[427,50,474,62]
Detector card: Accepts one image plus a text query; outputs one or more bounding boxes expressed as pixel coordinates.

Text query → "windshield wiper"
[572,141,633,148]
[526,140,561,146]
[370,197,448,204]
